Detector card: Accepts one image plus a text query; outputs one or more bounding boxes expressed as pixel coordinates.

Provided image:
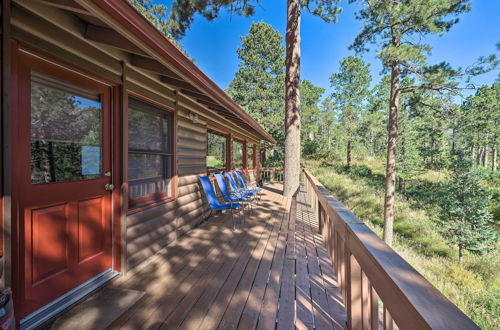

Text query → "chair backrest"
[214,173,233,202]
[226,172,240,193]
[198,176,223,209]
[235,171,248,190]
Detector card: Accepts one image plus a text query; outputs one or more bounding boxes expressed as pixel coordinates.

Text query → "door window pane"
[31,73,102,184]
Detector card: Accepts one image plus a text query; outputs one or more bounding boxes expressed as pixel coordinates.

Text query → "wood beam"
[130,55,178,78]
[197,98,221,108]
[160,75,198,91]
[85,24,147,56]
[36,0,91,15]
[180,88,211,100]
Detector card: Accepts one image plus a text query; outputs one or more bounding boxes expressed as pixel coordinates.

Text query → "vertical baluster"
[384,306,393,330]
[340,237,350,298]
[329,222,335,270]
[318,203,323,234]
[362,271,370,329]
[370,285,379,330]
[348,253,362,330]
[338,233,344,296]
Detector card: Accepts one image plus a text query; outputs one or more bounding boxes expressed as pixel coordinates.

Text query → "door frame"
[10,42,122,321]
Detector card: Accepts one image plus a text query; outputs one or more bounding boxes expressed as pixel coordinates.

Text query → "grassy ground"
[305,158,499,329]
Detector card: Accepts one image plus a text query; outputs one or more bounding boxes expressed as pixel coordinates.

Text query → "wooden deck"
[50,183,347,329]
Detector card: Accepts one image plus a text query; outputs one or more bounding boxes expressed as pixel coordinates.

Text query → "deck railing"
[261,168,284,182]
[302,169,479,330]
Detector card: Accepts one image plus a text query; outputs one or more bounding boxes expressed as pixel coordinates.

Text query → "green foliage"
[330,56,372,166]
[438,153,498,261]
[301,80,325,156]
[167,0,342,39]
[128,0,187,54]
[226,21,285,166]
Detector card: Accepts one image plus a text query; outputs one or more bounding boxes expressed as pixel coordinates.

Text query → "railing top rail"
[302,168,478,330]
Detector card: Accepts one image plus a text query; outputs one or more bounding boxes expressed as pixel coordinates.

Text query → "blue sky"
[163,0,499,99]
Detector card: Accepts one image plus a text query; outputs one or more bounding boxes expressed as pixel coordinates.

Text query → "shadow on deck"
[44,183,347,330]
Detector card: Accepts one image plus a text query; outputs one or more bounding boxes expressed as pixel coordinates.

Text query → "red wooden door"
[15,51,113,318]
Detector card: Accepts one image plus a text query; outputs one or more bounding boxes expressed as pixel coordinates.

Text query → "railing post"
[270,168,275,182]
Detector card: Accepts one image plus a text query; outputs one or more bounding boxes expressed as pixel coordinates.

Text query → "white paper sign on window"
[81,146,101,176]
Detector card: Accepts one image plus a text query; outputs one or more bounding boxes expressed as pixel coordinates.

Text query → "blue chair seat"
[235,171,261,193]
[214,173,251,203]
[198,176,240,210]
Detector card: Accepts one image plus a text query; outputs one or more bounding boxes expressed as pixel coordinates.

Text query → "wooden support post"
[1,0,12,288]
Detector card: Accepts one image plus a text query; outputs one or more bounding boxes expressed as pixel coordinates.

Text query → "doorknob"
[104,183,115,191]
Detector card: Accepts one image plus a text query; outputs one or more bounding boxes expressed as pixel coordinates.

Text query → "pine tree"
[363,75,390,157]
[330,56,371,167]
[348,0,493,246]
[226,21,286,165]
[129,0,186,53]
[161,0,343,197]
[301,80,325,156]
[467,83,500,170]
[439,152,497,264]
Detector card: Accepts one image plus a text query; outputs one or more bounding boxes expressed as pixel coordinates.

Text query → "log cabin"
[0,0,275,327]
[0,1,481,329]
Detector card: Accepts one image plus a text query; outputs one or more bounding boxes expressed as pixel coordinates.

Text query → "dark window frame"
[127,96,175,209]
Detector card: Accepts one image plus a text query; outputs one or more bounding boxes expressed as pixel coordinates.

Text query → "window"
[128,97,173,207]
[207,129,227,172]
[247,143,255,169]
[31,72,103,184]
[232,139,243,169]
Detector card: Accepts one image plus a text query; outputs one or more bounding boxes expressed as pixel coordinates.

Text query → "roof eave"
[89,0,276,144]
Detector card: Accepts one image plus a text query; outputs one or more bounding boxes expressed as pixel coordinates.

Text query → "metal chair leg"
[231,207,236,230]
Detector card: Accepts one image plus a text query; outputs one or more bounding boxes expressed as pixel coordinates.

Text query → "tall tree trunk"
[482,145,488,167]
[458,245,463,265]
[477,146,482,165]
[383,57,400,246]
[346,138,352,167]
[493,145,498,172]
[451,127,455,152]
[431,137,436,167]
[283,0,301,197]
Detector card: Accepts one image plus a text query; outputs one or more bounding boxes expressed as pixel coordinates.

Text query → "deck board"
[51,183,346,330]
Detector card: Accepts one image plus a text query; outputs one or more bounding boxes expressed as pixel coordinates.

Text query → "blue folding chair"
[226,172,256,210]
[235,170,261,204]
[198,175,242,229]
[214,173,251,223]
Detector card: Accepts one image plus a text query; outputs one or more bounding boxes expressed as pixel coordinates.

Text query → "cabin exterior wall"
[0,1,265,323]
